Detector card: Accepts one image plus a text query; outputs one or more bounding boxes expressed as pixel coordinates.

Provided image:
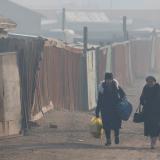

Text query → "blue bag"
[117,98,133,121]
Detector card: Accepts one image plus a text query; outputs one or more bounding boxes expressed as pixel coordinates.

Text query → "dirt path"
[0,110,160,160]
[1,79,160,160]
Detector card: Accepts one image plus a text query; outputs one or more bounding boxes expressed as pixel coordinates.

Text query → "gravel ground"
[0,110,160,160]
[1,79,160,160]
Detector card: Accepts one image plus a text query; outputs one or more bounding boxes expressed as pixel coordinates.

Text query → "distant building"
[0,15,16,38]
[37,9,160,43]
[0,0,42,35]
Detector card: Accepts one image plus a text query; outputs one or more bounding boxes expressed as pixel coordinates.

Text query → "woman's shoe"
[105,139,111,146]
[115,137,120,144]
[150,137,157,149]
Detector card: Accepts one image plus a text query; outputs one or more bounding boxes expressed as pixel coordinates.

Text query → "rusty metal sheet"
[0,37,44,129]
[96,47,108,84]
[34,40,87,111]
[153,37,160,71]
[112,43,131,87]
[130,39,152,78]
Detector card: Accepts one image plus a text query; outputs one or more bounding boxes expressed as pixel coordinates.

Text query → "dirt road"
[1,79,160,160]
[0,110,160,160]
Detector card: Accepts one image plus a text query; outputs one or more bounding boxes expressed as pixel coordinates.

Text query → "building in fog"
[0,0,42,35]
[0,15,16,38]
[10,0,145,10]
[41,9,160,43]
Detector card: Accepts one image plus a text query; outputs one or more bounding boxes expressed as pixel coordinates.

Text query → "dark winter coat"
[140,83,160,137]
[95,81,125,130]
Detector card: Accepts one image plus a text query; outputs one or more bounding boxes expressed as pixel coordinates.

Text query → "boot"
[150,137,157,149]
[115,136,120,144]
[105,139,111,146]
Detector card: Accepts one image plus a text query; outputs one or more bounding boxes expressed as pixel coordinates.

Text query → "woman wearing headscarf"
[96,73,125,146]
[140,76,160,149]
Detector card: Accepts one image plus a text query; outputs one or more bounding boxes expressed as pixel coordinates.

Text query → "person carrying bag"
[133,104,144,123]
[137,76,160,149]
[95,73,126,146]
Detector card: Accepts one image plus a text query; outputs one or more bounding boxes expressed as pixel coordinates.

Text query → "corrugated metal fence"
[96,37,160,88]
[1,35,160,135]
[33,39,97,113]
[0,36,44,129]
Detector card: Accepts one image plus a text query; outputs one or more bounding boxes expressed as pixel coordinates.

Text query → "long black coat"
[140,83,160,137]
[96,81,125,130]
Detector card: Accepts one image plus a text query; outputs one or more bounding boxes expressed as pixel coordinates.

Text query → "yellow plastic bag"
[90,117,103,138]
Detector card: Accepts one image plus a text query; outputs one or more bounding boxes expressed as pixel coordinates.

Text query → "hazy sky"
[10,0,160,9]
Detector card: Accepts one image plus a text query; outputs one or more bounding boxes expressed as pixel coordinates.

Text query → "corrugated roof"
[45,38,97,54]
[133,27,160,33]
[66,11,110,23]
[0,16,16,30]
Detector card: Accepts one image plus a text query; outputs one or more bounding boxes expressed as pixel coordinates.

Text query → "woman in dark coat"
[140,76,160,149]
[96,73,125,146]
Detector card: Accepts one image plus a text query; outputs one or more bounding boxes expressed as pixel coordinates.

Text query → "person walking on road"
[140,76,160,149]
[95,72,125,146]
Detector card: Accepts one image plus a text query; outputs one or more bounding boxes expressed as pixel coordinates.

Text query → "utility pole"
[82,26,89,110]
[151,28,156,70]
[123,16,128,41]
[62,8,66,31]
[83,26,88,54]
